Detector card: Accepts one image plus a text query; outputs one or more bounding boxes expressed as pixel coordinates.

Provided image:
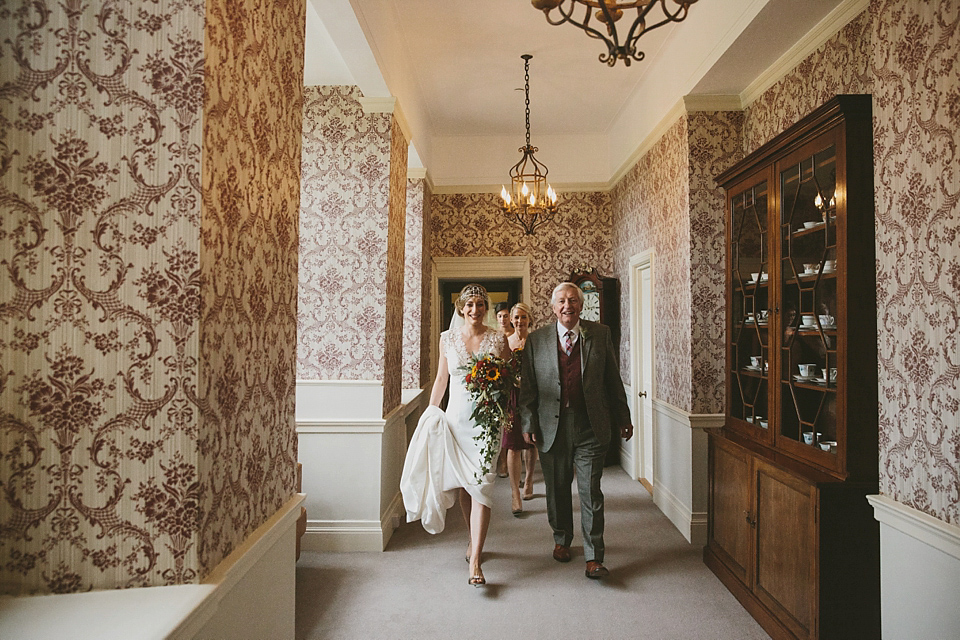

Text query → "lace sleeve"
[439,330,449,355]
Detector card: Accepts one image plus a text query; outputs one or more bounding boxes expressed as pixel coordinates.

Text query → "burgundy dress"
[501,347,534,451]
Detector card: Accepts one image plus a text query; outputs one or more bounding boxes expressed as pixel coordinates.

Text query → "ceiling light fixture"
[531,0,697,67]
[501,54,557,236]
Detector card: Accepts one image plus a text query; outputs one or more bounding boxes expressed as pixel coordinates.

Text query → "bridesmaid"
[494,301,514,478]
[504,303,539,515]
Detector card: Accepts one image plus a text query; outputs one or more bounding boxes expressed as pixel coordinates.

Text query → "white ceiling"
[306,0,854,190]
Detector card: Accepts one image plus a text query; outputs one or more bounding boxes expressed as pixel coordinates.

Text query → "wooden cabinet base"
[705,544,798,640]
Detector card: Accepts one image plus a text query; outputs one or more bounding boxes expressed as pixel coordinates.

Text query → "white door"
[637,264,654,492]
[629,253,655,494]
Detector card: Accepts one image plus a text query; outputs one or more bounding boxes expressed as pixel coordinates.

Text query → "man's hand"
[523,432,538,445]
[620,425,634,441]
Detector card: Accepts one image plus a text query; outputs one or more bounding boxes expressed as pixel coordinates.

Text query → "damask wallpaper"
[687,111,744,415]
[198,0,303,575]
[382,116,408,415]
[404,178,431,390]
[298,86,408,416]
[0,0,303,595]
[611,119,692,412]
[868,0,959,525]
[431,192,614,330]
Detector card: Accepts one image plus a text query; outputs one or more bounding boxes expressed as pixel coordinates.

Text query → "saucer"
[793,374,817,382]
[743,365,762,372]
[820,324,837,330]
[813,377,828,384]
[822,268,836,274]
[799,324,818,330]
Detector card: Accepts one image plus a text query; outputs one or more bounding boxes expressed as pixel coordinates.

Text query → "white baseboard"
[653,482,706,545]
[301,520,386,552]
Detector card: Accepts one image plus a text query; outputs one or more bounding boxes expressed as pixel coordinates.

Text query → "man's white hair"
[551,282,585,306]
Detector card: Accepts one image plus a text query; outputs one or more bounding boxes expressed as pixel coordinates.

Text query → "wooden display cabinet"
[705,96,880,639]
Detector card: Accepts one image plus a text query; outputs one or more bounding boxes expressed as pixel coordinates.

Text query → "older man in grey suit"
[520,282,633,579]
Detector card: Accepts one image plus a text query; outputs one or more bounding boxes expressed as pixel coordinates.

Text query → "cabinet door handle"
[638,390,647,398]
[744,510,757,528]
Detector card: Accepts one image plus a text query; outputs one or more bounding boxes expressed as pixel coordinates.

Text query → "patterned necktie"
[563,330,574,356]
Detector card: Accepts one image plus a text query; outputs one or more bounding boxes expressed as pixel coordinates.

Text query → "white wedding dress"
[401,328,505,534]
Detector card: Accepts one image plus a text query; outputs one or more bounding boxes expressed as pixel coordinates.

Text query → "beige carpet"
[295,465,769,640]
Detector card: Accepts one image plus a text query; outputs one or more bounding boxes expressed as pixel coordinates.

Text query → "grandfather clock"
[569,267,622,466]
[569,267,620,350]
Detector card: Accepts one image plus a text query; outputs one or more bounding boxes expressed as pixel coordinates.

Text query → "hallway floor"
[295,465,769,639]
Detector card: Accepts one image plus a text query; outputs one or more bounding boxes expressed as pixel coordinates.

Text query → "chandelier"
[501,54,558,236]
[531,0,698,67]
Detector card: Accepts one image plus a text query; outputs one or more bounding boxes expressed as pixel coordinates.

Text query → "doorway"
[439,278,521,332]
[629,251,655,494]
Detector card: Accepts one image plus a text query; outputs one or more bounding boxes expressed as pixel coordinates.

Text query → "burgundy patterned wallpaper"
[687,111,745,415]
[869,0,959,525]
[743,10,872,154]
[431,192,614,330]
[198,0,303,574]
[0,0,302,594]
[298,87,408,416]
[383,117,408,415]
[404,178,429,390]
[612,119,691,411]
[298,87,390,380]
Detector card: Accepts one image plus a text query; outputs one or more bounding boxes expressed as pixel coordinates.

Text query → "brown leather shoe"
[552,544,572,563]
[585,560,609,579]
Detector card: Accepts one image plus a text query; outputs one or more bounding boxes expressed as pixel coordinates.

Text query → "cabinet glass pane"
[779,147,839,453]
[731,182,769,430]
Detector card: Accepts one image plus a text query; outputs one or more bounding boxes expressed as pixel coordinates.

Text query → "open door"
[630,252,655,494]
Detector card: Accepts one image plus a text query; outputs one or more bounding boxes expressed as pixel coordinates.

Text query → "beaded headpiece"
[457,283,489,309]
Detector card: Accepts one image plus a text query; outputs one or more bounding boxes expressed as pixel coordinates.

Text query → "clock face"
[579,282,601,321]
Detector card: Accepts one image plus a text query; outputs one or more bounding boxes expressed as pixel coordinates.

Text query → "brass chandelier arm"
[534,0,697,67]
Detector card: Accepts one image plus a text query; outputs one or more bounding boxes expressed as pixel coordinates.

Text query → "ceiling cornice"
[683,94,743,112]
[740,0,868,105]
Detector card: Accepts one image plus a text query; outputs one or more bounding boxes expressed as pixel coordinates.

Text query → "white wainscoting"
[0,494,304,640]
[651,399,723,545]
[296,380,428,552]
[868,494,960,639]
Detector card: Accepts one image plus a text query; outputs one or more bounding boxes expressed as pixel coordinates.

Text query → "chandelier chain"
[524,56,531,147]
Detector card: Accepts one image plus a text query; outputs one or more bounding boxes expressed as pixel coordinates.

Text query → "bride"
[401,283,510,587]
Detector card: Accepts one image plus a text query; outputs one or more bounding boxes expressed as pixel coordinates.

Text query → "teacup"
[759,419,768,429]
[745,416,754,423]
[801,314,816,327]
[803,221,818,229]
[819,314,834,326]
[757,309,769,322]
[798,363,817,378]
[750,356,762,368]
[829,367,838,382]
[802,431,822,445]
[823,259,836,271]
[803,263,818,274]
[750,272,760,283]
[820,440,837,452]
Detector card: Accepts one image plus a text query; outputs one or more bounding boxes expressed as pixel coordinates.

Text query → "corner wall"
[0,0,303,594]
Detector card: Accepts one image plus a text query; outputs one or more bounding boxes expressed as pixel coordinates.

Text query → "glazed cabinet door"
[754,459,818,639]
[727,169,774,445]
[708,436,754,585]
[775,127,845,474]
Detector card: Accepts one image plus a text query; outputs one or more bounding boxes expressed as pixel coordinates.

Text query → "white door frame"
[430,256,531,378]
[628,249,655,489]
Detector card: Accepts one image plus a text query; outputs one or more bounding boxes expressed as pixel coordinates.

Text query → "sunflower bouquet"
[460,353,517,480]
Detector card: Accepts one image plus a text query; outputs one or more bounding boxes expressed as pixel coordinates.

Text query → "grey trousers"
[539,408,608,563]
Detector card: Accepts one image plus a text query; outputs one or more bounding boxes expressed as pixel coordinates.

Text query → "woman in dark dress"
[504,302,538,515]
